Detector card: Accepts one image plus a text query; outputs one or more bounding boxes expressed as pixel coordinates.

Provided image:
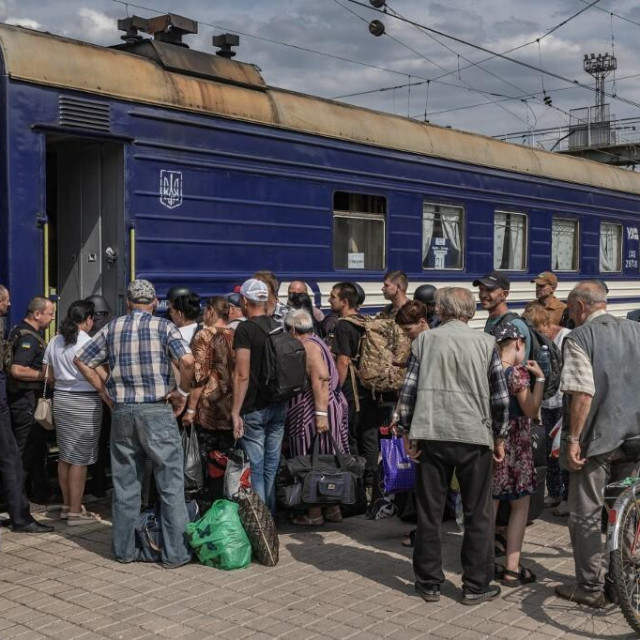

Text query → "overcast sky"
[3,0,640,147]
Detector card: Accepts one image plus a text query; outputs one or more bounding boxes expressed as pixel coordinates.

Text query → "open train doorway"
[45,138,125,323]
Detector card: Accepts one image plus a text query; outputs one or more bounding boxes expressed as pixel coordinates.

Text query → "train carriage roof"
[1,22,639,196]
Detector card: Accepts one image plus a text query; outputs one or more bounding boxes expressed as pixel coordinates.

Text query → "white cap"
[240,278,269,302]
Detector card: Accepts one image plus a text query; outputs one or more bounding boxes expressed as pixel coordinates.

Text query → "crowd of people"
[0,268,636,608]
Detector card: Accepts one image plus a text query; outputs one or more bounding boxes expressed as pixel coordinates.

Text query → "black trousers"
[0,374,34,527]
[344,384,379,487]
[8,388,51,502]
[414,440,494,593]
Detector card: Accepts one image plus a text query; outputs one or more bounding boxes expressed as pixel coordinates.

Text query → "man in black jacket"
[0,287,53,531]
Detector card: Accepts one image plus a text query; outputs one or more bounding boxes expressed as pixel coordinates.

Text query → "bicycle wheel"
[610,496,640,635]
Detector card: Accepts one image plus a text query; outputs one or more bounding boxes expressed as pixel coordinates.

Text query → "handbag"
[301,432,363,505]
[236,488,279,566]
[181,423,203,493]
[380,435,415,494]
[34,365,54,431]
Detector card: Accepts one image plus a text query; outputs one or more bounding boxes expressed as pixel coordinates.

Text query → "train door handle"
[105,246,118,263]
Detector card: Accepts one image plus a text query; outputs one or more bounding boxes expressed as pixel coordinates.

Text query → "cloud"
[5,16,42,30]
[77,8,117,43]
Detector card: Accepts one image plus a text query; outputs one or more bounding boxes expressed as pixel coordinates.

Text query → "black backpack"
[491,312,562,401]
[251,318,307,404]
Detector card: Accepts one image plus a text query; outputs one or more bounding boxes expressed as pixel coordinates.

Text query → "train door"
[45,139,125,320]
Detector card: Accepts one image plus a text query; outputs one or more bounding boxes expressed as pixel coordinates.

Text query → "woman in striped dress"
[284,309,349,526]
[43,300,110,525]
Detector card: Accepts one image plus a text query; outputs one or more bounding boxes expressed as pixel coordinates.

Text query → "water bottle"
[537,345,551,380]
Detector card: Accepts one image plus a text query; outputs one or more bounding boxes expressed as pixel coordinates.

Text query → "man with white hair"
[231,278,288,514]
[556,280,640,608]
[397,287,509,606]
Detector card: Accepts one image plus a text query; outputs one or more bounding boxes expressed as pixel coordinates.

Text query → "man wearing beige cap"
[531,271,567,327]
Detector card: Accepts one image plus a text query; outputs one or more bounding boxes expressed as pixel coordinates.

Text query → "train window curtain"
[494,211,527,270]
[333,192,387,270]
[552,218,579,271]
[599,222,622,272]
[422,203,464,269]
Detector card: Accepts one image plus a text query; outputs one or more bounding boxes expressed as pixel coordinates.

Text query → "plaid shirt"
[398,347,510,440]
[75,310,191,404]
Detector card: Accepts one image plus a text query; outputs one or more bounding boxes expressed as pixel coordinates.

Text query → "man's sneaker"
[460,585,501,605]
[416,585,440,602]
[544,495,561,508]
[555,583,606,608]
[553,500,569,516]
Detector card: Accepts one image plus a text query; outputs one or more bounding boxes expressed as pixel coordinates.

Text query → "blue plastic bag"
[381,436,415,494]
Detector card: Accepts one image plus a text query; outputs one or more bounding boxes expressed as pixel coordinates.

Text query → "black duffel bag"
[283,432,365,506]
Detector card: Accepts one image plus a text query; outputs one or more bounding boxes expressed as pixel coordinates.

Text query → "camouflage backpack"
[341,315,411,393]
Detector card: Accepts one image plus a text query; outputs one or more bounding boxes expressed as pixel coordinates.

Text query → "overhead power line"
[343,0,640,111]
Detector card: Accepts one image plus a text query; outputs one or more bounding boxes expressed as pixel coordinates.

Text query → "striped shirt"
[75,309,191,404]
[558,309,606,398]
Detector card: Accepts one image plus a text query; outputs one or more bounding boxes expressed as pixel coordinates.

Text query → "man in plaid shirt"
[397,287,509,606]
[75,279,194,568]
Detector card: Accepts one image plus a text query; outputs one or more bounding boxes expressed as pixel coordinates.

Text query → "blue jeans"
[241,404,287,514]
[110,402,190,567]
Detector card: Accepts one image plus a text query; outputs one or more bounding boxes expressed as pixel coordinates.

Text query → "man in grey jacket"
[397,287,509,606]
[556,280,640,608]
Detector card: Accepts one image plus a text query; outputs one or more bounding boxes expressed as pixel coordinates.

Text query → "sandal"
[501,565,536,586]
[323,506,343,523]
[292,515,324,526]
[494,533,507,558]
[402,529,416,548]
[60,506,70,520]
[494,563,505,581]
[67,507,102,526]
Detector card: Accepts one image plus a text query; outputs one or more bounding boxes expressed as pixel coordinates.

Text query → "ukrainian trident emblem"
[159,170,183,209]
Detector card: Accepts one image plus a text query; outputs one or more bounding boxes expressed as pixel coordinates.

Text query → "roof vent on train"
[212,33,239,59]
[113,13,266,91]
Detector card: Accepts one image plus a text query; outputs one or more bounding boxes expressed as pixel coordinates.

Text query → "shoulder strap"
[11,327,46,351]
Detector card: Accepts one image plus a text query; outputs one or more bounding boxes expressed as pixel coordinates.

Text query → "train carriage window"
[333,192,386,270]
[599,222,623,272]
[494,211,527,270]
[552,218,579,271]
[422,202,464,270]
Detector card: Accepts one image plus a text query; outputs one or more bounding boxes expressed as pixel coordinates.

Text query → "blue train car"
[0,21,639,325]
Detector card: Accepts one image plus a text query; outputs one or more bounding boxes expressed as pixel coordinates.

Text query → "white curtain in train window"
[494,212,526,270]
[599,223,622,272]
[422,204,462,269]
[551,219,577,270]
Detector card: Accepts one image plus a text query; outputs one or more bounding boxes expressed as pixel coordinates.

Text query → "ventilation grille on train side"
[59,96,111,132]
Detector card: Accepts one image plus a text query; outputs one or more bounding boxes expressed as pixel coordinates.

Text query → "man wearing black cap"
[473,271,531,359]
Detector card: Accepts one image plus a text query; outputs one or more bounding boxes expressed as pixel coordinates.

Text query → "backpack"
[250,318,307,404]
[491,312,562,401]
[2,326,47,374]
[341,315,412,393]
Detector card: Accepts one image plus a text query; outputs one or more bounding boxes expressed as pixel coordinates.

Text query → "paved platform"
[0,502,636,639]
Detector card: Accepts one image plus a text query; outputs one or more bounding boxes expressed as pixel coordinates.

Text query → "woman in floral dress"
[493,322,544,586]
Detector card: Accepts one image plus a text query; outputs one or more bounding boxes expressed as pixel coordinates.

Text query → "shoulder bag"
[34,364,54,431]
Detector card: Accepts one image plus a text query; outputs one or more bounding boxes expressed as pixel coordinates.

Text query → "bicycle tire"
[610,496,640,635]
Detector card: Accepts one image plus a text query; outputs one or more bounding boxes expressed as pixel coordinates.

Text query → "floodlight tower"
[583,52,617,122]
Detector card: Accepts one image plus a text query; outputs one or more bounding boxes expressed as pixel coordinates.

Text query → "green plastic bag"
[186,499,252,570]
